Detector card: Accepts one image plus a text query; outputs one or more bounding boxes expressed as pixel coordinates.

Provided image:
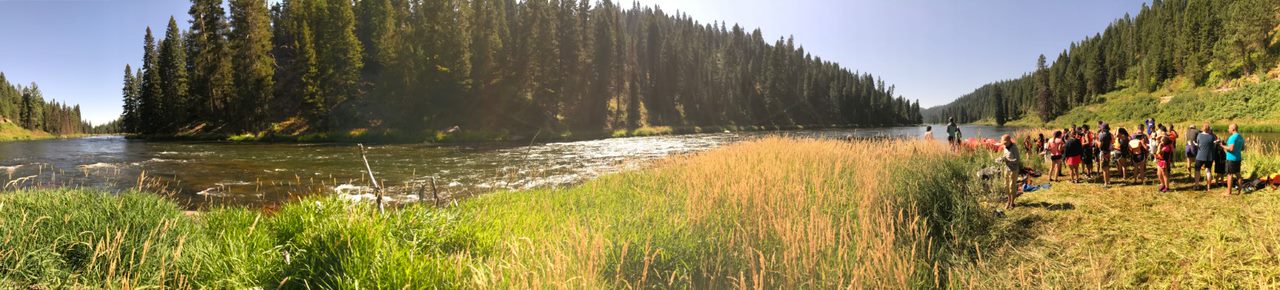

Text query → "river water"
[0,125,1031,208]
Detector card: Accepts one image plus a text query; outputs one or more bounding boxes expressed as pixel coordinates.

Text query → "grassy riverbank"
[0,122,53,141]
[0,138,991,288]
[4,137,1279,288]
[957,141,1280,288]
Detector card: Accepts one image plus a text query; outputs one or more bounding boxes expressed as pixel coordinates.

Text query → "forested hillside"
[0,72,93,135]
[924,0,1279,125]
[122,0,922,137]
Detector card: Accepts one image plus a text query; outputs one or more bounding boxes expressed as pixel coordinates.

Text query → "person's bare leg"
[1223,174,1234,196]
[1007,172,1018,208]
[1145,165,1151,185]
[1205,169,1213,191]
[1051,161,1060,182]
[1193,165,1200,188]
[1119,160,1128,179]
[1101,161,1110,186]
[1160,167,1169,190]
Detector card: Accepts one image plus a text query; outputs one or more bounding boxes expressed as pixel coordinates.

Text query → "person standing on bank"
[1097,124,1114,186]
[1194,124,1218,191]
[1064,131,1084,183]
[946,118,959,148]
[923,126,935,141]
[1219,124,1245,196]
[1184,125,1200,176]
[996,134,1023,209]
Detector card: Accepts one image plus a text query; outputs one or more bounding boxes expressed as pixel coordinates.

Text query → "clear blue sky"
[0,0,1148,125]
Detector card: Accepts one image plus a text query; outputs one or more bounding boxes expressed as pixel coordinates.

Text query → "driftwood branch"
[430,177,440,207]
[358,144,384,214]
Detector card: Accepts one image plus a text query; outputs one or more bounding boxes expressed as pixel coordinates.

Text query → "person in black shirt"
[1097,124,1114,186]
[1064,131,1084,183]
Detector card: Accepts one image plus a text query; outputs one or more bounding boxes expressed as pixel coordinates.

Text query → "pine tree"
[19,84,43,130]
[993,85,1007,126]
[141,27,164,134]
[189,0,234,125]
[585,0,619,130]
[121,64,140,133]
[1035,54,1053,123]
[126,0,928,137]
[355,0,395,82]
[229,0,276,131]
[1220,0,1277,76]
[469,0,508,129]
[159,17,190,132]
[311,0,363,130]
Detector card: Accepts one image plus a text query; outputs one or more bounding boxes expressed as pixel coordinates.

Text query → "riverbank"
[0,123,102,142]
[5,137,1279,288]
[0,122,53,141]
[958,178,1280,288]
[952,136,1280,287]
[135,122,920,144]
[0,137,992,288]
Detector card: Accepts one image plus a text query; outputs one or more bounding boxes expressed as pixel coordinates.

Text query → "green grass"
[0,122,55,141]
[1049,80,1280,128]
[0,189,480,289]
[952,140,1280,288]
[1,138,994,288]
[5,137,1277,288]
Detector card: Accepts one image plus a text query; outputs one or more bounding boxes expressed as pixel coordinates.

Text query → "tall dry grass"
[2,137,994,288]
[463,137,991,289]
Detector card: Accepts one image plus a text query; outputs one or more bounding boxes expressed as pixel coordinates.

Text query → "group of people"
[990,118,1248,209]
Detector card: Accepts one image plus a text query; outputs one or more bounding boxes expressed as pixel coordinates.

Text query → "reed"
[458,137,991,288]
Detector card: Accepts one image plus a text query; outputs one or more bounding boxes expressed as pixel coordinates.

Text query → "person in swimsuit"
[1129,125,1148,184]
[1115,127,1131,179]
[1156,136,1174,192]
[1048,131,1065,182]
[1036,133,1047,162]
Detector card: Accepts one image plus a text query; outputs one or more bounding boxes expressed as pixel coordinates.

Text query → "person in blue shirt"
[1194,123,1218,191]
[1219,123,1245,196]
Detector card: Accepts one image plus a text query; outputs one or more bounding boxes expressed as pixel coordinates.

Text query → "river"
[0,125,1080,208]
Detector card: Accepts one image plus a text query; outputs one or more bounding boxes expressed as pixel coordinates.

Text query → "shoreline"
[125,123,925,144]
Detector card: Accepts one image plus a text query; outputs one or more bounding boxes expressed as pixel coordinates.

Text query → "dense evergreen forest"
[121,0,922,137]
[924,0,1279,125]
[0,72,96,135]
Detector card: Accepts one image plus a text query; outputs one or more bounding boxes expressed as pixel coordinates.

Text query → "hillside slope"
[925,0,1280,125]
[0,120,52,141]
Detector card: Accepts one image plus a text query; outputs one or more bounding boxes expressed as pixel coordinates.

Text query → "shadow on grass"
[1016,201,1076,211]
[975,214,1045,257]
